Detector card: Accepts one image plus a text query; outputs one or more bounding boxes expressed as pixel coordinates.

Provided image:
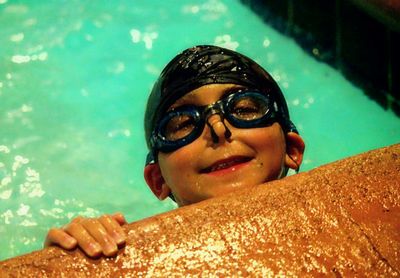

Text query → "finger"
[64,221,103,258]
[99,215,126,246]
[81,218,119,257]
[111,212,127,225]
[71,216,84,224]
[44,228,77,250]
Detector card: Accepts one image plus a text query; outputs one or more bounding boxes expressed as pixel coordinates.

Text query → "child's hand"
[44,212,127,258]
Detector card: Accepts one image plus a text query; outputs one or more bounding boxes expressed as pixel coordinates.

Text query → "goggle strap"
[145,151,156,165]
[206,120,220,143]
[224,124,232,139]
[206,112,232,143]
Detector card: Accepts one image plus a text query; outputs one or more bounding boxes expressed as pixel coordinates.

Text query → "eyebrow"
[171,85,246,109]
[220,85,246,98]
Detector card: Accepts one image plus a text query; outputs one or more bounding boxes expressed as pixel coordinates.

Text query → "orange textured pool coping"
[0,144,399,276]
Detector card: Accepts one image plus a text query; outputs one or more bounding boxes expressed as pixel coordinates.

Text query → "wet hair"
[144,45,297,163]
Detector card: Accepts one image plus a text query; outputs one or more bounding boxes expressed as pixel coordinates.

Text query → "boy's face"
[157,84,288,206]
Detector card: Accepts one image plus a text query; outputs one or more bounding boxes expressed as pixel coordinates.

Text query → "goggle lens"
[227,93,269,121]
[164,113,198,141]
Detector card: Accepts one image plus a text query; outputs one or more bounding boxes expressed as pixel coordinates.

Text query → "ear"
[284,132,305,170]
[144,163,171,200]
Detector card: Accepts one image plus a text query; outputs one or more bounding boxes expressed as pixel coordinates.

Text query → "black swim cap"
[144,45,297,162]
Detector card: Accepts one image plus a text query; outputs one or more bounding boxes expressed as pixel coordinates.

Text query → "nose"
[206,114,232,144]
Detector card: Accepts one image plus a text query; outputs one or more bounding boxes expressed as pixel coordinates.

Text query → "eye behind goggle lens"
[229,94,268,120]
[160,110,201,142]
[226,92,271,124]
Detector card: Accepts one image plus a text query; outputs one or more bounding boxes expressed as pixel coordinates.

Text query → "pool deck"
[0,144,399,276]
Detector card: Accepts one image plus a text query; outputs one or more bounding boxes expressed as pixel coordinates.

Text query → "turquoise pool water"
[1,0,399,261]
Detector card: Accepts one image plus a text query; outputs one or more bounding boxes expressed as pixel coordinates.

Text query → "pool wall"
[241,0,400,116]
[1,144,399,275]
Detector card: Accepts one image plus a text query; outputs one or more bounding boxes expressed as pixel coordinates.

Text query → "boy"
[44,45,305,258]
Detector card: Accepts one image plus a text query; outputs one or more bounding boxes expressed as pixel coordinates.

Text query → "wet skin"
[157,83,289,206]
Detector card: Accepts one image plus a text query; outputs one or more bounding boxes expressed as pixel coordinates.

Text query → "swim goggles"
[149,89,282,155]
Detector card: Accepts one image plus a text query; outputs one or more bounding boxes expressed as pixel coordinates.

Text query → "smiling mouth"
[200,156,253,174]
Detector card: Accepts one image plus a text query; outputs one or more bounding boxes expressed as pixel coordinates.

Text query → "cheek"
[158,148,203,205]
[169,147,198,170]
[158,147,198,185]
[240,126,286,174]
[257,132,285,156]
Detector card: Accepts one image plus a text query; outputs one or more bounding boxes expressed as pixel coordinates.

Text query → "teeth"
[212,162,230,171]
[210,158,244,172]
[202,157,252,174]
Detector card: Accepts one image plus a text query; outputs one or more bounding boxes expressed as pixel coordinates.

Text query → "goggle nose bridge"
[202,101,232,143]
[202,100,224,120]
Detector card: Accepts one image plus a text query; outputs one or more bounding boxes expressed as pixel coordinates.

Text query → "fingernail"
[89,243,102,255]
[104,243,118,256]
[112,232,126,245]
[66,237,77,248]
